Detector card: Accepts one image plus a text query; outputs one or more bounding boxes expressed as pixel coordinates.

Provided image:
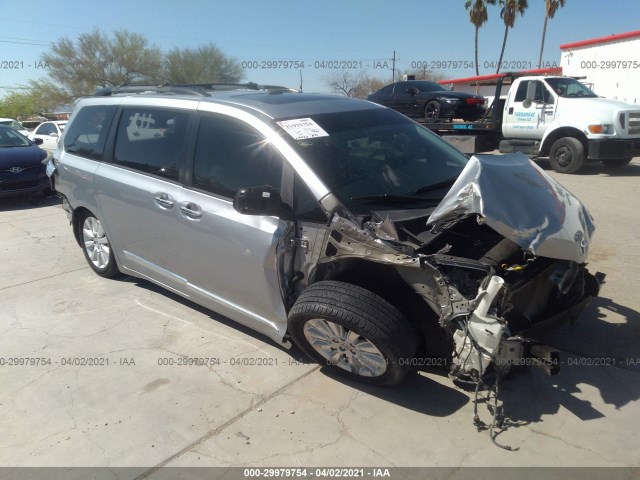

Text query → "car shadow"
[0,192,60,211]
[479,295,640,435]
[118,277,640,427]
[318,368,471,418]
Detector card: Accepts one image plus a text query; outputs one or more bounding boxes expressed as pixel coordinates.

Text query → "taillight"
[466,98,485,105]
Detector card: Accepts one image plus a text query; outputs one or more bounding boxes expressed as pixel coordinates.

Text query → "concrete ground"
[1,158,639,476]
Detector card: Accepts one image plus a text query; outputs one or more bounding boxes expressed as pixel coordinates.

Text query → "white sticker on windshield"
[276,118,329,140]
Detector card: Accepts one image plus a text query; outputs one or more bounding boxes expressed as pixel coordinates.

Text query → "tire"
[79,211,120,278]
[601,158,632,168]
[424,100,441,122]
[549,137,585,174]
[288,281,417,387]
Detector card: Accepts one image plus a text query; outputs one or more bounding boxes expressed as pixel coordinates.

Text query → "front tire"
[288,281,417,387]
[601,158,632,168]
[549,137,585,174]
[79,212,120,278]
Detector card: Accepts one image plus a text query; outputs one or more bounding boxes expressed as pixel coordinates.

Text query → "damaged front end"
[301,153,601,383]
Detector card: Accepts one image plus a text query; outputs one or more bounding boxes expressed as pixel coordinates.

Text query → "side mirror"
[233,185,292,220]
[50,132,59,138]
[33,138,44,145]
[523,81,537,108]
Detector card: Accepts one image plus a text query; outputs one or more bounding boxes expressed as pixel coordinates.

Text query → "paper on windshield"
[276,118,329,140]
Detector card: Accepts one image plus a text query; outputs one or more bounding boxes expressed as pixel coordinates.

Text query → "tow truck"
[428,72,640,173]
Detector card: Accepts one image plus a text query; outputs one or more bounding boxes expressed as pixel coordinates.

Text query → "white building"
[560,30,640,104]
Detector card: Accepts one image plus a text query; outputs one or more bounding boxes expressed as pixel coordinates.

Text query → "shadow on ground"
[121,276,640,428]
[0,193,60,212]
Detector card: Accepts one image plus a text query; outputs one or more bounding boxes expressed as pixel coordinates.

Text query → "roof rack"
[93,82,298,97]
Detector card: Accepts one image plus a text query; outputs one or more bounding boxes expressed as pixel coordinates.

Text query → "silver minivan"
[49,84,600,388]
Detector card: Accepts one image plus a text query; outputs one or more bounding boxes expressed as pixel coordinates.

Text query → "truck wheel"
[601,158,632,168]
[549,137,585,174]
[288,281,417,387]
[424,101,441,122]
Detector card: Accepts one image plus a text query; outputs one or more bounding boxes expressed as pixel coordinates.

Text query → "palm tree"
[465,0,497,78]
[538,0,566,68]
[496,0,528,73]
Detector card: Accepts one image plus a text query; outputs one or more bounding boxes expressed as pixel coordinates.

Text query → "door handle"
[508,107,514,114]
[154,192,174,209]
[179,202,202,219]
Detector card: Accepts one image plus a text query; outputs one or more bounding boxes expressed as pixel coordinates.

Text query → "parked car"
[0,125,49,198]
[0,118,30,136]
[367,80,486,122]
[49,83,599,388]
[28,120,67,154]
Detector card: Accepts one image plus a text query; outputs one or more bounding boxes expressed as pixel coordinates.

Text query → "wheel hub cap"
[82,217,111,269]
[303,319,387,377]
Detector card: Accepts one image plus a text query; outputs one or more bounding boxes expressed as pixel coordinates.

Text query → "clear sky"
[1,0,639,95]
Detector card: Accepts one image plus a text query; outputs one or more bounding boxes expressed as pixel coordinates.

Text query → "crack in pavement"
[133,365,320,479]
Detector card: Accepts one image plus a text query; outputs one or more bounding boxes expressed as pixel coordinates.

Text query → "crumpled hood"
[427,153,595,263]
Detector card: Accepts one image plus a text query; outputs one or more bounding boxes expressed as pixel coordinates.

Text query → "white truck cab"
[500,76,640,172]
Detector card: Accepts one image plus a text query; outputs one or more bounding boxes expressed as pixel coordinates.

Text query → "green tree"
[496,0,529,73]
[538,0,566,68]
[41,29,164,102]
[162,44,243,84]
[464,0,497,78]
[0,90,49,119]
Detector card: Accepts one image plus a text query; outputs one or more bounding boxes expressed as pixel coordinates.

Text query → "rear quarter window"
[63,105,117,160]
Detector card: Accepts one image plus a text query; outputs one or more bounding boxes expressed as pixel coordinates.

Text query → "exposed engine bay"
[290,154,601,385]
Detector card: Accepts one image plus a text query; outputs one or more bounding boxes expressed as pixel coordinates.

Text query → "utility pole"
[299,69,303,92]
[392,50,396,82]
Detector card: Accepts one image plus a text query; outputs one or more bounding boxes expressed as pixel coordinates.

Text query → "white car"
[0,118,29,137]
[28,120,67,154]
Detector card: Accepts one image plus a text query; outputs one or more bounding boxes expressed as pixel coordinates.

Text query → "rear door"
[174,112,290,339]
[96,103,195,295]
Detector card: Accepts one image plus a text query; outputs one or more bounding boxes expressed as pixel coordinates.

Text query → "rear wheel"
[288,281,417,386]
[601,158,632,168]
[79,212,120,278]
[424,100,441,122]
[549,137,585,174]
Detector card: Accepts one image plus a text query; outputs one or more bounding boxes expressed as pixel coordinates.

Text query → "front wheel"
[549,137,585,174]
[288,281,417,386]
[601,158,632,169]
[79,212,120,278]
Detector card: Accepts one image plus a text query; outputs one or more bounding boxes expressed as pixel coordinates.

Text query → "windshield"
[0,126,31,147]
[0,120,24,129]
[545,78,598,98]
[276,109,468,214]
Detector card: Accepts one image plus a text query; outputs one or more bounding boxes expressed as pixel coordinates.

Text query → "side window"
[514,81,530,102]
[193,115,283,199]
[378,85,393,95]
[64,105,117,160]
[294,176,327,223]
[514,81,553,104]
[36,123,54,135]
[113,108,189,182]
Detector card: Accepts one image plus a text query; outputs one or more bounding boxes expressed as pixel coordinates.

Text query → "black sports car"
[367,80,486,122]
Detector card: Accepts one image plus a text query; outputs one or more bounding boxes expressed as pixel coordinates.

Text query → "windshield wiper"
[350,194,440,205]
[413,175,458,195]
